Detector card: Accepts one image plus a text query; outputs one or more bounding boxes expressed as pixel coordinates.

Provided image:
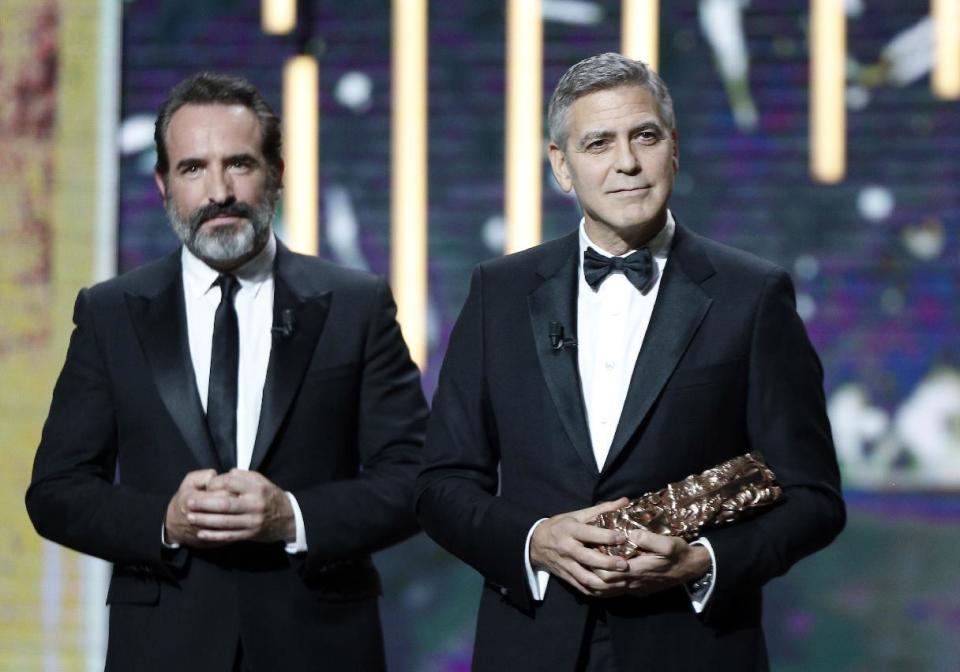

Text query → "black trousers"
[575,607,622,672]
[232,640,252,672]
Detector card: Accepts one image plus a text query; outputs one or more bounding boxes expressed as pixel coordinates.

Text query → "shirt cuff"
[524,518,551,601]
[685,537,717,613]
[284,491,308,554]
[162,522,179,549]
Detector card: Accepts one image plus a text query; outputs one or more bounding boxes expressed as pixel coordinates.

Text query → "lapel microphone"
[549,321,577,351]
[271,309,297,339]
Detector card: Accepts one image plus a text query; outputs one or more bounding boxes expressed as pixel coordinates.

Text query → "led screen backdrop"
[6,0,955,670]
[117,1,959,670]
[1,1,116,669]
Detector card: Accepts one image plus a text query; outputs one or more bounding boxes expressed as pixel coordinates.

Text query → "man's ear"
[548,143,573,193]
[154,171,168,201]
[275,159,285,190]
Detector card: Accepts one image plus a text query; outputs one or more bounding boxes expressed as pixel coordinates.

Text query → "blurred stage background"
[1,0,958,670]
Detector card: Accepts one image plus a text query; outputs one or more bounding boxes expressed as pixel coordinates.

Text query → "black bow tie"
[583,246,655,292]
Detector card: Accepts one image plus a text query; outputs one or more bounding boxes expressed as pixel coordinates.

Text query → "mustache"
[188,201,258,231]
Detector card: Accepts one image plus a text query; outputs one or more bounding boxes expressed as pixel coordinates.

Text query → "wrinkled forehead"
[567,85,667,136]
[164,103,264,155]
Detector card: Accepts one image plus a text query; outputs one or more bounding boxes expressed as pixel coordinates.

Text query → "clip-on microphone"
[549,321,577,351]
[271,309,297,338]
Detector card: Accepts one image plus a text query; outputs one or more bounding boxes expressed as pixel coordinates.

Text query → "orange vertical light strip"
[810,0,846,183]
[622,0,659,70]
[391,0,428,370]
[261,0,296,35]
[932,0,960,99]
[282,55,320,254]
[505,0,543,253]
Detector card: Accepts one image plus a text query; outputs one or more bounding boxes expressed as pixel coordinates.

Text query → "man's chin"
[188,230,257,266]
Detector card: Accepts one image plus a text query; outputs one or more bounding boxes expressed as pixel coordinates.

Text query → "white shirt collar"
[578,209,676,260]
[181,234,276,300]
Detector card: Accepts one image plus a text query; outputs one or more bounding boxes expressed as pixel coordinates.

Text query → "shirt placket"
[592,277,631,468]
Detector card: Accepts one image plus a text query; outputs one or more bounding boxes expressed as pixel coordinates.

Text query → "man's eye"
[635,131,660,143]
[586,140,607,151]
[182,165,200,174]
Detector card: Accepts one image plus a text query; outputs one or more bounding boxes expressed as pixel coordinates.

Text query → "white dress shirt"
[164,236,307,553]
[524,212,716,611]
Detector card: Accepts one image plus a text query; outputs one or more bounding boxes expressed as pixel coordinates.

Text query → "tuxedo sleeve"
[416,267,542,612]
[25,290,173,571]
[291,278,428,572]
[703,268,845,615]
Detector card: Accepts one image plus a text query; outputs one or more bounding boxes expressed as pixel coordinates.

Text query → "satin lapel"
[602,231,714,473]
[126,269,219,470]
[527,236,597,475]
[249,270,331,472]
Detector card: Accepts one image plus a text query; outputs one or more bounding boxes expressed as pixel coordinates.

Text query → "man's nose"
[206,168,234,203]
[613,140,641,174]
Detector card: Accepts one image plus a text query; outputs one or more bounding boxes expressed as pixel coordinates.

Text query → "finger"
[196,528,254,542]
[563,560,627,594]
[187,492,241,513]
[552,566,593,597]
[553,560,607,596]
[562,520,628,549]
[572,497,631,523]
[207,470,257,494]
[183,469,218,490]
[594,568,632,585]
[566,544,629,572]
[626,530,679,556]
[186,512,259,530]
[205,473,236,493]
[624,553,671,577]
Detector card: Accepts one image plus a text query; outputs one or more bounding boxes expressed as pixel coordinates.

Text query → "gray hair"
[547,52,675,149]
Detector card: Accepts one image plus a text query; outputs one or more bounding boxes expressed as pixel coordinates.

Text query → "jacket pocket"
[105,564,160,605]
[293,556,382,602]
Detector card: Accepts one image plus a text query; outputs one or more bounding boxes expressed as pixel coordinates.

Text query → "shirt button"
[604,361,615,370]
[600,418,608,425]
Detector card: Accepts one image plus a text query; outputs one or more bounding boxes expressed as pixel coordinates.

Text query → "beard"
[166,189,277,265]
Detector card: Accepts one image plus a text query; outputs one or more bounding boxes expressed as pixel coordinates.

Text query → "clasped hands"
[164,469,295,548]
[529,498,710,598]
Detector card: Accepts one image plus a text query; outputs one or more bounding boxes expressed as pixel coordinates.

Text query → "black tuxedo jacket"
[27,241,428,671]
[416,223,845,671]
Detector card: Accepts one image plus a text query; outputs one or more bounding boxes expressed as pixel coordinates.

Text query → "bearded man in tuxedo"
[27,72,428,671]
[416,53,844,671]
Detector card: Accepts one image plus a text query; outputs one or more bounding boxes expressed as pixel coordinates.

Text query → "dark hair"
[547,52,675,149]
[154,72,282,178]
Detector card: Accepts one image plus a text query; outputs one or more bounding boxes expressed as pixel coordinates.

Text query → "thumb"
[185,469,217,490]
[574,497,630,523]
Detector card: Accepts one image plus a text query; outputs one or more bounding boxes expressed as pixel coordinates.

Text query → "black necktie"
[207,273,240,471]
[582,246,655,293]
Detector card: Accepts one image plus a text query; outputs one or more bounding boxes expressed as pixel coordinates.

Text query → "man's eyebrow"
[175,157,204,171]
[576,129,614,147]
[632,121,665,134]
[224,152,260,164]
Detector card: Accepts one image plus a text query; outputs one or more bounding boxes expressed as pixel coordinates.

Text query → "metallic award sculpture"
[591,452,783,558]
